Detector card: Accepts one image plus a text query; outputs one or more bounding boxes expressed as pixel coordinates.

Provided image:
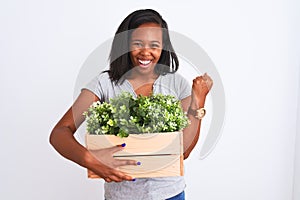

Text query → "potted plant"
[84,92,189,178]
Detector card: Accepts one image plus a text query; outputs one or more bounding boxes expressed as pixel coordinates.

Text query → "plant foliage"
[84,92,189,137]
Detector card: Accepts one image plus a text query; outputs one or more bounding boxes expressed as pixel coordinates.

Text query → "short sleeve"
[81,72,113,102]
[176,73,191,100]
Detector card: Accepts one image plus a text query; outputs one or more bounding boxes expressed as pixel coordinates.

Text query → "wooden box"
[86,131,183,178]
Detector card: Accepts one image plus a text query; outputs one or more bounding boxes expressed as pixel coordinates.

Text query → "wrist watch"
[187,107,206,119]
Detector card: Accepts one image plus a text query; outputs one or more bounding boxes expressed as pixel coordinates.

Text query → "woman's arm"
[49,89,136,182]
[181,73,213,159]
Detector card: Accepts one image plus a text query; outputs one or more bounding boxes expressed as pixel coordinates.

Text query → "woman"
[50,9,213,200]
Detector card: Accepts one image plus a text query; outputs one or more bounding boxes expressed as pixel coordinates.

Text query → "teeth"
[139,60,151,65]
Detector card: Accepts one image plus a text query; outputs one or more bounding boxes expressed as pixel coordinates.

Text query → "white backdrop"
[0,0,299,200]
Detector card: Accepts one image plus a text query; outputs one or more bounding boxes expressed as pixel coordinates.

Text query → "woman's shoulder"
[84,71,112,92]
[92,71,112,84]
[95,71,110,79]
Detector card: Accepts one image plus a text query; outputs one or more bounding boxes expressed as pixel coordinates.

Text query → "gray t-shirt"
[84,72,191,200]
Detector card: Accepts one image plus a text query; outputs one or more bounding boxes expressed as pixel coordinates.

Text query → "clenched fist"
[191,73,213,107]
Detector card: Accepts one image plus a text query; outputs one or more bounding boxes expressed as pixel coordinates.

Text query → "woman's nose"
[140,47,151,56]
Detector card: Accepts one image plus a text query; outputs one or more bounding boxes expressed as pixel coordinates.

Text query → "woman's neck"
[127,72,159,95]
[127,71,159,84]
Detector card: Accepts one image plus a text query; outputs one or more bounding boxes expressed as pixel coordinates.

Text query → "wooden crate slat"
[88,155,183,178]
[86,132,182,156]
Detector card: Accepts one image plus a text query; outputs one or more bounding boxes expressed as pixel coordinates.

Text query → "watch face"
[196,108,206,119]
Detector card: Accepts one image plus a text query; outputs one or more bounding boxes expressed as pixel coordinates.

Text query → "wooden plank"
[88,155,183,178]
[86,132,183,156]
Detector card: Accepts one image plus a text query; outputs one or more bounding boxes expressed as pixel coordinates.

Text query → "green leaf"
[84,92,189,137]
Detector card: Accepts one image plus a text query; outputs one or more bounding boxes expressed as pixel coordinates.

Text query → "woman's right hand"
[86,144,138,182]
[50,89,138,183]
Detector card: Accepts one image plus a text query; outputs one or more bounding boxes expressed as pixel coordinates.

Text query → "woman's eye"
[151,44,160,48]
[133,42,143,47]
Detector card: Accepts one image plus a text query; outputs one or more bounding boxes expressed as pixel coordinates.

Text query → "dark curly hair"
[107,9,179,83]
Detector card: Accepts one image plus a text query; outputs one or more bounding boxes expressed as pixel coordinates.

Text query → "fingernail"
[121,143,126,147]
[137,161,141,165]
[132,178,136,181]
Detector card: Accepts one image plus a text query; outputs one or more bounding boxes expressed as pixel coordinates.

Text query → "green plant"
[84,92,189,137]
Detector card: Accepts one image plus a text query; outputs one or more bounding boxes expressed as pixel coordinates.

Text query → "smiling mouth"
[138,59,152,67]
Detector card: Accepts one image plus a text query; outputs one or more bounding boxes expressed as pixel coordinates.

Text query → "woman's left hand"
[191,73,213,103]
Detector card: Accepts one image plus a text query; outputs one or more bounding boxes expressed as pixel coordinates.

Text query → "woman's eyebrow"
[151,41,161,44]
[131,39,161,44]
[131,39,142,42]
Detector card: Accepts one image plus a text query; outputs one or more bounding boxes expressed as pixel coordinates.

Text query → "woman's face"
[129,23,163,76]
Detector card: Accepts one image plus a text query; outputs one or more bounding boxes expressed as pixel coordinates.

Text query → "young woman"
[50,9,213,200]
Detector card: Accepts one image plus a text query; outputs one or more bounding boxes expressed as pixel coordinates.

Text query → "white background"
[1,0,299,200]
